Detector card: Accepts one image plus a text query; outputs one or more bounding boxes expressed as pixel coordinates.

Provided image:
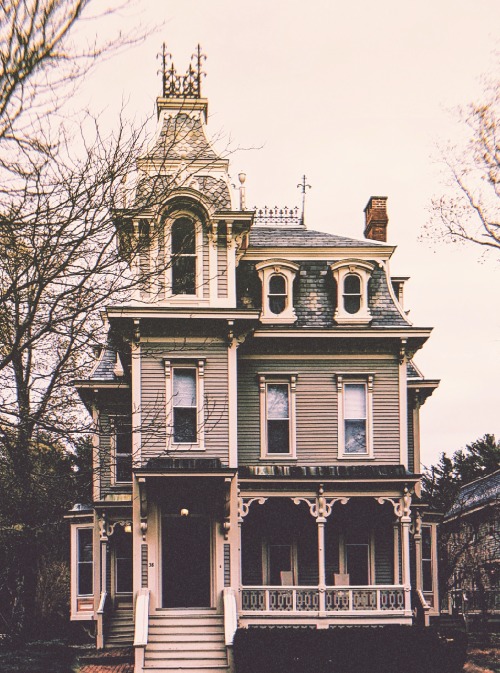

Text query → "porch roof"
[135,456,235,477]
[238,464,413,480]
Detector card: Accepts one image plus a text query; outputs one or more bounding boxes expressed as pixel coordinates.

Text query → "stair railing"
[96,592,109,649]
[134,588,150,673]
[416,589,431,627]
[223,587,238,645]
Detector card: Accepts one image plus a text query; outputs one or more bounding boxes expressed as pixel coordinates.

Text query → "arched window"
[343,274,361,314]
[171,217,196,295]
[268,274,287,315]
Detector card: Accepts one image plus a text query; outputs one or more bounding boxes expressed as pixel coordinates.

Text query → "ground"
[0,641,497,672]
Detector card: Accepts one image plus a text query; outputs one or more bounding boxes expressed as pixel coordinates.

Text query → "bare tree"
[427,75,500,254]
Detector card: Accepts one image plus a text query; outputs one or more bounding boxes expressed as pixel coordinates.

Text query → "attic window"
[255,259,299,324]
[330,260,375,325]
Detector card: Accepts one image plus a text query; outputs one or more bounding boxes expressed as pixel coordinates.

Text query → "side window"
[77,528,93,596]
[113,417,132,483]
[337,375,373,458]
[268,275,287,315]
[171,217,196,295]
[259,374,297,458]
[422,526,433,593]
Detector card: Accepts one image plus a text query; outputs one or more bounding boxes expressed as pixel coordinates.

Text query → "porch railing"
[241,585,406,614]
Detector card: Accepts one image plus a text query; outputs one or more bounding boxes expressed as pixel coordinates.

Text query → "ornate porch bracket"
[376,487,412,522]
[98,511,108,542]
[411,509,422,540]
[293,484,350,522]
[106,520,133,537]
[238,492,268,523]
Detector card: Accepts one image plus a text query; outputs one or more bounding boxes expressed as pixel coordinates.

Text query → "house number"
[149,562,155,567]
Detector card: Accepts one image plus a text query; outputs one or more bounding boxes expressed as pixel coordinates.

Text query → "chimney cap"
[364,196,388,213]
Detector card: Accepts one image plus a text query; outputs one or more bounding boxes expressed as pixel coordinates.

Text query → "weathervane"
[297,175,311,225]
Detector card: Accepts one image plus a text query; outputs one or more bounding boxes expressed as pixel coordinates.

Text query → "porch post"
[399,488,412,615]
[317,517,327,615]
[414,510,423,591]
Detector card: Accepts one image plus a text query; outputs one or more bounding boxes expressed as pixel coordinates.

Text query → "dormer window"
[256,260,299,324]
[171,217,196,295]
[330,260,375,325]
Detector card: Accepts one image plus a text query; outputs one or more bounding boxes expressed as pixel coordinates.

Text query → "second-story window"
[344,383,367,454]
[268,275,287,315]
[171,217,196,295]
[259,374,297,458]
[113,417,132,483]
[343,274,362,314]
[173,367,198,443]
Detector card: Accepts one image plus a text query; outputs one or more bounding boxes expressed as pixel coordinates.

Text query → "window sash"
[77,529,93,596]
[113,417,132,483]
[172,368,198,443]
[266,383,290,454]
[344,383,367,454]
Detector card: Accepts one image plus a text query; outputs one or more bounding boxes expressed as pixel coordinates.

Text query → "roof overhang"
[243,246,395,262]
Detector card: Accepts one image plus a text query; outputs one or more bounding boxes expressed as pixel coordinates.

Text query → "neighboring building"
[442,470,500,616]
[67,49,440,672]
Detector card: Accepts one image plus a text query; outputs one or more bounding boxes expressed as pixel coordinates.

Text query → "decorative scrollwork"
[158,43,206,99]
[253,205,302,227]
[293,485,350,520]
[238,496,268,522]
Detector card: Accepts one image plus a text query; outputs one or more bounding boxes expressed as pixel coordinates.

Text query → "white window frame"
[164,359,206,450]
[330,260,374,325]
[164,212,204,301]
[259,373,297,459]
[70,524,95,620]
[255,259,299,324]
[110,415,133,485]
[337,374,374,459]
[263,538,299,585]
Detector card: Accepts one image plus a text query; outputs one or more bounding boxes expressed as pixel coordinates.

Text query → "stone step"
[146,642,226,652]
[146,649,227,660]
[148,633,224,643]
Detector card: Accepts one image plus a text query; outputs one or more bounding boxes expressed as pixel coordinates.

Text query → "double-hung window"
[337,375,373,458]
[112,416,132,483]
[171,217,197,295]
[421,526,433,593]
[259,374,297,458]
[255,260,299,324]
[330,260,374,325]
[165,359,205,449]
[77,528,93,597]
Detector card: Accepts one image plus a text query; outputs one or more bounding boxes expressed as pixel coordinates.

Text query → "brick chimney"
[364,196,388,242]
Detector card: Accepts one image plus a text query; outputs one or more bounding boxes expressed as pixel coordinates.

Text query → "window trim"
[330,260,374,325]
[164,358,206,451]
[336,374,374,459]
[165,212,204,300]
[259,373,297,459]
[110,415,133,485]
[70,523,95,620]
[263,538,298,585]
[255,260,299,324]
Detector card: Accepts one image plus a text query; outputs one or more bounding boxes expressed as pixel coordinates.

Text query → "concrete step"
[146,642,226,653]
[148,633,224,644]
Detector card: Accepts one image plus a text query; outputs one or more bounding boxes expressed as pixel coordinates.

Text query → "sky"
[81,0,500,469]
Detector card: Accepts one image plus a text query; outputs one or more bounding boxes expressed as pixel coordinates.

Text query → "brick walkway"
[75,647,134,673]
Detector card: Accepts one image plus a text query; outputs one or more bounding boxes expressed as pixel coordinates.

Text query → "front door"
[162,516,211,608]
[345,543,370,585]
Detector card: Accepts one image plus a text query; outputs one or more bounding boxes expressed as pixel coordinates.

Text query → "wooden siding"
[140,340,229,462]
[217,236,228,298]
[237,357,401,465]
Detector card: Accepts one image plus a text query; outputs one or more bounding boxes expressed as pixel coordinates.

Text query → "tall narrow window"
[343,274,361,314]
[171,218,196,295]
[173,368,197,443]
[267,383,290,453]
[114,417,132,483]
[77,529,93,596]
[268,275,287,315]
[115,527,133,594]
[422,526,433,593]
[344,383,367,454]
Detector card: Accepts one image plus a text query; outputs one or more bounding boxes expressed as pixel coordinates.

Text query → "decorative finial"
[157,44,207,99]
[157,42,171,97]
[238,172,246,210]
[297,174,311,226]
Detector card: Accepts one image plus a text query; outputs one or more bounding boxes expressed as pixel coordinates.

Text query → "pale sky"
[82,0,500,469]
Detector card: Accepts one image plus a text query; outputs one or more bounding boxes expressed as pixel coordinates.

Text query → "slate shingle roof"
[135,174,231,210]
[147,113,218,161]
[249,227,385,248]
[445,470,500,520]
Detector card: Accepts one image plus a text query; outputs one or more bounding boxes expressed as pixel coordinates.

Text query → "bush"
[232,626,468,673]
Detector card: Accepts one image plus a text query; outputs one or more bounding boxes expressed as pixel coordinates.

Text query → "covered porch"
[237,484,414,625]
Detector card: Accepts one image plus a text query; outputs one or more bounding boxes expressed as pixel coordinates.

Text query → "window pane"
[345,384,366,419]
[116,455,132,482]
[172,257,196,294]
[173,408,197,443]
[171,218,195,254]
[345,419,367,453]
[267,384,289,419]
[422,527,432,558]
[268,419,290,453]
[269,296,286,314]
[423,560,433,592]
[269,545,292,585]
[78,564,93,596]
[344,275,360,294]
[269,275,286,294]
[344,295,361,314]
[78,529,93,562]
[173,370,196,407]
[116,422,132,454]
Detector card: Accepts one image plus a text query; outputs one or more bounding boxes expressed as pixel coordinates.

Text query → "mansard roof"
[147,111,219,162]
[445,469,500,520]
[249,226,386,249]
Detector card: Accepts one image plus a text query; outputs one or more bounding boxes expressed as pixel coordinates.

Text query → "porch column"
[97,513,109,650]
[399,488,412,615]
[414,510,423,591]
[317,516,327,615]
